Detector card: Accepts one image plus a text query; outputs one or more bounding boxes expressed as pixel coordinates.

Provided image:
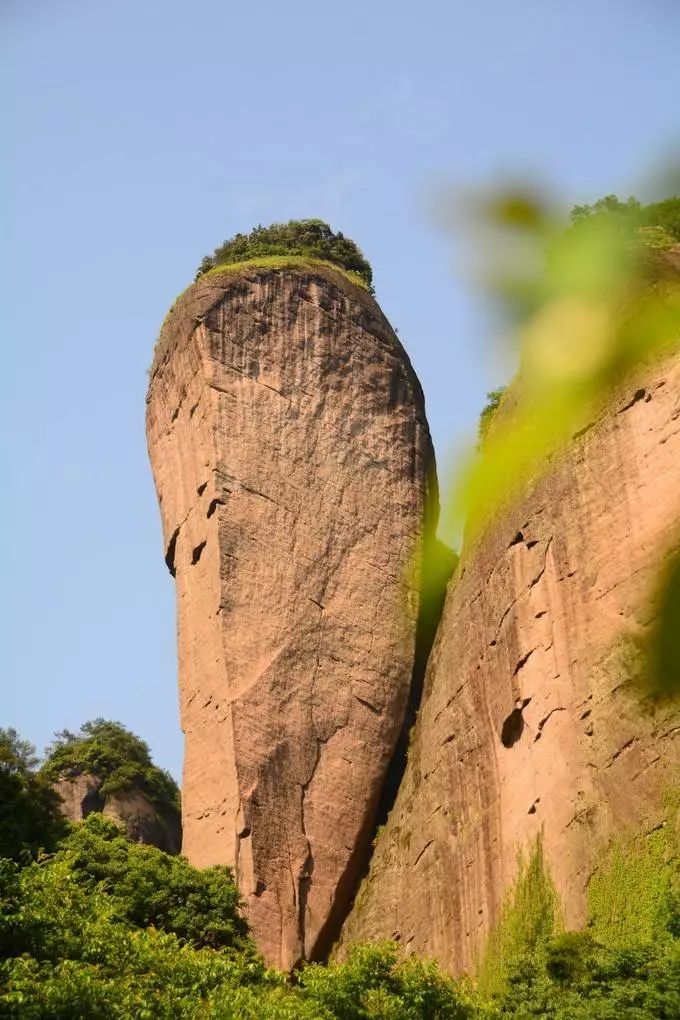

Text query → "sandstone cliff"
[53,773,181,853]
[146,263,436,968]
[340,350,680,973]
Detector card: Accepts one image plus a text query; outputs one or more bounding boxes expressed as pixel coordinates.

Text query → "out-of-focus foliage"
[477,387,506,444]
[0,728,68,861]
[41,718,180,815]
[570,194,680,249]
[195,220,374,291]
[446,187,680,693]
[452,189,680,535]
[648,556,680,696]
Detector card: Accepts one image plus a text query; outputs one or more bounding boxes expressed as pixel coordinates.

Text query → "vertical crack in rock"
[146,263,437,970]
[328,527,456,950]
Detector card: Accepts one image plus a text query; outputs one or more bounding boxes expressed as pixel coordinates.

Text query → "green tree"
[496,933,680,1017]
[50,813,249,951]
[0,728,68,861]
[0,854,262,1019]
[41,719,180,818]
[477,387,506,444]
[297,943,481,1020]
[569,193,680,249]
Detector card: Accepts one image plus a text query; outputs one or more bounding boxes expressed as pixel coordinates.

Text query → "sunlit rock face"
[340,351,680,975]
[53,774,181,853]
[146,264,436,969]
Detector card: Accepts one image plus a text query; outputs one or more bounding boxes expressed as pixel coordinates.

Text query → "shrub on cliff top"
[195,219,374,291]
[40,718,180,816]
[570,194,680,249]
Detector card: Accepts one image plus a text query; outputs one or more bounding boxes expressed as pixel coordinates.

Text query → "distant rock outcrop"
[146,262,436,968]
[340,349,680,973]
[53,773,181,853]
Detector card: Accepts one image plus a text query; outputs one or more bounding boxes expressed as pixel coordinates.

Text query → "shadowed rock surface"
[340,350,680,973]
[146,263,436,968]
[53,773,181,853]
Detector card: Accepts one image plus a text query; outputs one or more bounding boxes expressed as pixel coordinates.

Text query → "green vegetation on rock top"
[199,255,371,293]
[570,194,680,250]
[195,220,374,292]
[40,719,180,816]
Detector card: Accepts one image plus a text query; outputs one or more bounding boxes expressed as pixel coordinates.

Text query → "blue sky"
[3,0,678,780]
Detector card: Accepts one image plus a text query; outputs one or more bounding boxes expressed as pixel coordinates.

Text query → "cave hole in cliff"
[501,705,527,748]
[164,527,180,578]
[207,497,226,519]
[80,787,105,816]
[509,531,524,547]
[191,540,207,565]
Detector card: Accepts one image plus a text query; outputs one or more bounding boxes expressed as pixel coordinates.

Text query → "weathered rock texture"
[146,264,435,969]
[53,774,181,853]
[340,351,680,974]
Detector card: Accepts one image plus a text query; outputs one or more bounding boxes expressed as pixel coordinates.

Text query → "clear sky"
[3,0,678,781]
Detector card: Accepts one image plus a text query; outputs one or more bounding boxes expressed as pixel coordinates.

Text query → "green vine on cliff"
[587,787,680,949]
[478,837,562,998]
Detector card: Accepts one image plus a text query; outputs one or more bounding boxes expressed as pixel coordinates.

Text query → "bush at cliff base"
[1,815,680,1018]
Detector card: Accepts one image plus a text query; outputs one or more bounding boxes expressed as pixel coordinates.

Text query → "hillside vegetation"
[2,724,679,1018]
[569,194,680,248]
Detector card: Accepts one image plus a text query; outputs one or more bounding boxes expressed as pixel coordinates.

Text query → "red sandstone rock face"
[53,774,181,853]
[340,352,680,974]
[146,265,435,969]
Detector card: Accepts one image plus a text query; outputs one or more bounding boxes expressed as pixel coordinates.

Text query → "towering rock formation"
[147,262,436,968]
[340,349,680,973]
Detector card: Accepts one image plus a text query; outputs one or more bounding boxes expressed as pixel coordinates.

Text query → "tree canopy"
[0,728,68,861]
[41,719,180,818]
[2,804,679,1017]
[570,193,680,249]
[195,219,374,291]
